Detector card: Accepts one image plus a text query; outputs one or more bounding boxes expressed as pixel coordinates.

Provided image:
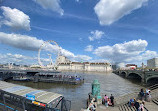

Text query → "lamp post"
[142,62,144,71]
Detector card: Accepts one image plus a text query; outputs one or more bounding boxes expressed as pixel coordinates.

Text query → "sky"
[0,0,158,66]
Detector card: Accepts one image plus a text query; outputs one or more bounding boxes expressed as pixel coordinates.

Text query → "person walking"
[104,95,108,107]
[139,101,145,111]
[134,99,140,111]
[110,94,114,107]
[139,89,145,100]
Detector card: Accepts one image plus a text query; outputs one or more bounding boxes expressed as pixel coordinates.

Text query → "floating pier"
[33,73,84,85]
[0,81,71,111]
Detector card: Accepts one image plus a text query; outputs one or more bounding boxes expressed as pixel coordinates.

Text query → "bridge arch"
[146,75,158,84]
[126,73,142,80]
[120,71,127,77]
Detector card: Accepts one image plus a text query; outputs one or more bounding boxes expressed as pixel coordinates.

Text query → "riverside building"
[56,56,112,72]
[147,57,158,68]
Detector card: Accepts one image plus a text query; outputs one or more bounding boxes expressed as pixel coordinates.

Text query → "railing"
[0,102,18,111]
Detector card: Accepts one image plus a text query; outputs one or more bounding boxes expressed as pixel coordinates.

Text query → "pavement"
[96,105,119,111]
[144,101,158,111]
[81,101,158,111]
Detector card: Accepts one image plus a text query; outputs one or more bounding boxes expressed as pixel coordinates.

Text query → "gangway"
[0,81,71,111]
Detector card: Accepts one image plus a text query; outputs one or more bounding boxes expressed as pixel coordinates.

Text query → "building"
[125,64,137,70]
[126,64,137,68]
[112,65,117,70]
[56,55,71,64]
[147,58,158,68]
[56,56,112,72]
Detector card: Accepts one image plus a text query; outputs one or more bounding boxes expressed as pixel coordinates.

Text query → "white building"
[147,58,158,68]
[56,56,112,72]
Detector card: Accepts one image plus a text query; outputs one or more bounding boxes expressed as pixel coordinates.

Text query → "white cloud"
[34,0,64,15]
[0,32,92,62]
[94,39,158,64]
[0,53,34,64]
[88,30,104,41]
[79,37,83,41]
[117,63,126,68]
[72,55,92,62]
[90,59,109,63]
[0,6,30,30]
[84,45,93,52]
[0,32,43,51]
[94,0,148,25]
[125,50,158,63]
[76,0,80,2]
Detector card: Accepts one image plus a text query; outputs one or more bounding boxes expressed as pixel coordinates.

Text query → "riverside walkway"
[83,84,158,111]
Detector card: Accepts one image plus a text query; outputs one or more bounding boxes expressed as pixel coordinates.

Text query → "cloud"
[84,45,93,52]
[79,38,83,41]
[93,39,158,64]
[0,32,92,62]
[117,63,125,68]
[94,0,148,25]
[88,30,104,41]
[90,59,109,63]
[34,0,64,15]
[75,0,80,2]
[0,6,30,30]
[125,50,158,63]
[72,55,92,62]
[0,53,34,64]
[0,32,43,51]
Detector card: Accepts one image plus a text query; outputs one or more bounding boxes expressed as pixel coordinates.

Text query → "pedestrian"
[89,98,96,111]
[110,94,114,107]
[104,95,108,107]
[134,99,140,111]
[108,98,112,106]
[128,99,132,107]
[146,89,151,102]
[139,89,145,100]
[139,101,145,111]
[148,91,151,102]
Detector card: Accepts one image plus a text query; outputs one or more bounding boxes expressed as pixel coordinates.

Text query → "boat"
[13,76,31,81]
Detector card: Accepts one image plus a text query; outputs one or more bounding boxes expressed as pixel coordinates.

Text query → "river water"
[7,72,143,111]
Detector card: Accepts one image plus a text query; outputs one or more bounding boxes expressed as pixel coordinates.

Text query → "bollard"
[91,79,102,105]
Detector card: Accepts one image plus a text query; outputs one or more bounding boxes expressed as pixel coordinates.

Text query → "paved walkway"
[96,105,119,111]
[145,101,158,111]
[81,101,158,111]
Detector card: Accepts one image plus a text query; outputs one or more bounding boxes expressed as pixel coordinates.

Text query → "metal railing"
[0,102,18,111]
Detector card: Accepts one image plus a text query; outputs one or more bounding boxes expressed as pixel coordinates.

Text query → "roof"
[0,81,62,104]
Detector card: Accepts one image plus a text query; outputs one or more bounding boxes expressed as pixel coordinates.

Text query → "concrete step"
[152,98,158,105]
[118,103,149,111]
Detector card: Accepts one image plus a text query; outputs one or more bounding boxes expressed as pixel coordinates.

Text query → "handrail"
[0,102,18,111]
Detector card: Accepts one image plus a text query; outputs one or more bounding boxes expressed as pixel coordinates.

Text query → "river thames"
[7,72,142,111]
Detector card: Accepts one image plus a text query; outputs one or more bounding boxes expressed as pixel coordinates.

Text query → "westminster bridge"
[113,70,158,84]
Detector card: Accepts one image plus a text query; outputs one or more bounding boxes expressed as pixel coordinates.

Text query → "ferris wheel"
[38,40,61,68]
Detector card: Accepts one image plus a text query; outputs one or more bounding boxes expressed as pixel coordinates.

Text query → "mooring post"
[91,79,102,105]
